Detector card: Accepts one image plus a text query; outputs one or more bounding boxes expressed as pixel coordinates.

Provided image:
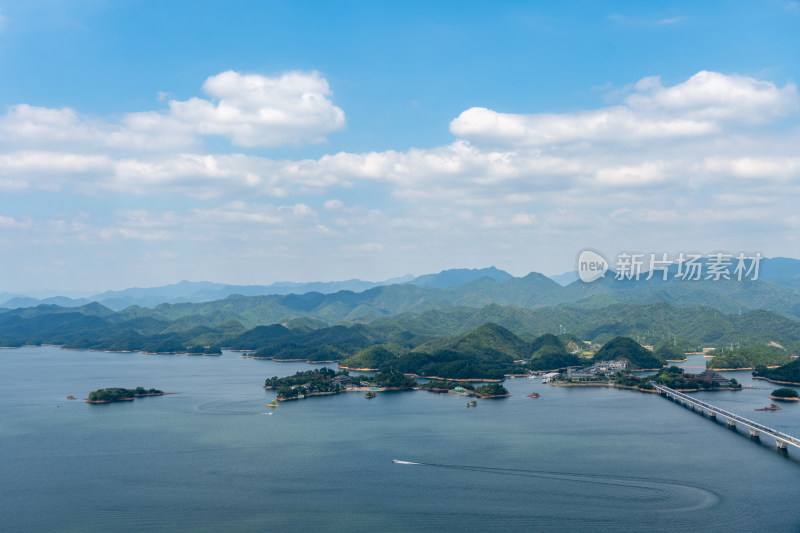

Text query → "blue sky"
[1,0,799,292]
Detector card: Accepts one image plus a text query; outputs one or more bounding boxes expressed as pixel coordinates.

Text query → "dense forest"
[771,388,800,399]
[593,337,666,370]
[87,387,164,403]
[647,367,740,391]
[754,359,800,385]
[706,346,793,369]
[2,293,800,379]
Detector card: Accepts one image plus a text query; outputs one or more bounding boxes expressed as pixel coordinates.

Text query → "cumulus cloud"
[0,104,197,152]
[0,70,345,153]
[624,71,798,121]
[450,71,798,147]
[167,70,345,146]
[10,70,795,200]
[3,70,800,278]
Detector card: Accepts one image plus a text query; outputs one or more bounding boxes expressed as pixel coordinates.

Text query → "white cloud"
[450,71,798,147]
[0,70,345,153]
[10,201,323,247]
[3,70,800,282]
[593,161,670,186]
[624,71,798,122]
[703,156,800,180]
[0,104,197,152]
[166,70,345,147]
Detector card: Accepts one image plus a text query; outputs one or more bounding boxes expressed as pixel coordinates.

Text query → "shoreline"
[769,395,800,401]
[276,386,415,401]
[273,386,507,402]
[401,373,502,383]
[338,364,378,371]
[242,354,337,363]
[708,365,783,371]
[753,376,800,386]
[548,382,659,393]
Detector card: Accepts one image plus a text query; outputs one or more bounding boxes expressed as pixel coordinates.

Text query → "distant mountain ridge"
[0,267,512,310]
[409,267,513,288]
[3,259,800,322]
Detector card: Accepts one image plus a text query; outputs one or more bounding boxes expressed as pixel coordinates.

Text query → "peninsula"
[264,368,509,401]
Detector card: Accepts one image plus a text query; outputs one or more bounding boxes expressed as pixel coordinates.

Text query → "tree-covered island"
[265,368,417,400]
[265,368,508,401]
[87,387,167,403]
[770,388,800,401]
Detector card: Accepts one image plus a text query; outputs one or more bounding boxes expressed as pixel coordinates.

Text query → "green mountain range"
[3,260,800,379]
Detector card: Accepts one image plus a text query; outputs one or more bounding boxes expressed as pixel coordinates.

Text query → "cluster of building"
[693,369,733,388]
[331,374,353,389]
[564,360,629,381]
[559,362,735,388]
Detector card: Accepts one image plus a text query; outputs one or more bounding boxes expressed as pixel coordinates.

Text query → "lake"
[2,347,799,532]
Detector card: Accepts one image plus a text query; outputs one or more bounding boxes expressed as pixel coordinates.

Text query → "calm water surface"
[2,348,800,532]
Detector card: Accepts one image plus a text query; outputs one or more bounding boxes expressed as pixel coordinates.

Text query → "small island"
[87,387,168,404]
[769,388,800,401]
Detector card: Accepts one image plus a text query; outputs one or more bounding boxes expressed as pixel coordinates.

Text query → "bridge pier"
[652,383,800,454]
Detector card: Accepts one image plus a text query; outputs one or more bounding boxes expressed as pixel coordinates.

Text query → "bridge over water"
[651,382,800,451]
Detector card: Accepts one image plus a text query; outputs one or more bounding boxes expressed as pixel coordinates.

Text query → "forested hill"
[4,274,794,331]
[2,300,800,357]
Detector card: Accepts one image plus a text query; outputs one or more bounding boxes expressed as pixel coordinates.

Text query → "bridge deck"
[651,382,800,451]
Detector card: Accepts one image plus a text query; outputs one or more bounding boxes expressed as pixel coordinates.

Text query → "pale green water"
[1,347,799,532]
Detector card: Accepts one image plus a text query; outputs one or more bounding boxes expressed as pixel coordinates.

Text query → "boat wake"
[390,460,721,515]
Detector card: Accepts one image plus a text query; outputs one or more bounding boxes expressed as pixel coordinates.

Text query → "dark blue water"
[2,348,800,532]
